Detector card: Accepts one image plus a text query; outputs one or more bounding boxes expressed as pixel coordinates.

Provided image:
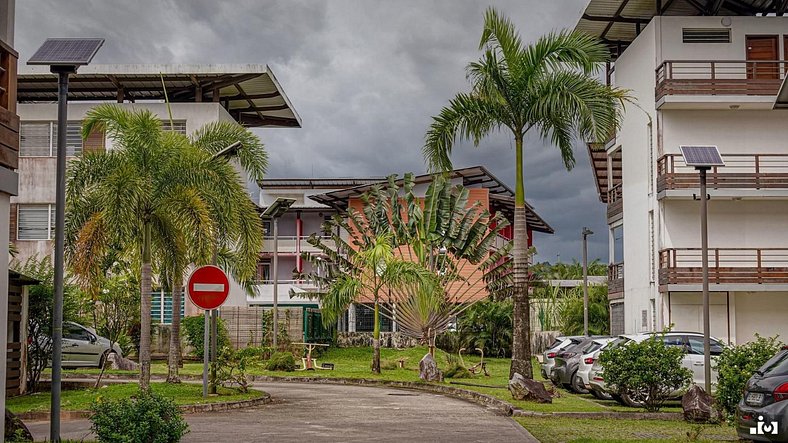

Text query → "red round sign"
[187,265,230,310]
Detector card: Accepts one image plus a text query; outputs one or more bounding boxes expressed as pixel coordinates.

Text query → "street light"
[680,145,724,394]
[582,227,593,337]
[262,197,296,350]
[28,38,104,442]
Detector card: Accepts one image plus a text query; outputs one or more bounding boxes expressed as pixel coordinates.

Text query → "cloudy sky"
[15,0,609,263]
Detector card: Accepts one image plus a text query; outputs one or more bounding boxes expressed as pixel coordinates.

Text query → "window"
[687,336,724,356]
[151,291,185,325]
[662,334,685,348]
[354,304,392,332]
[682,28,731,44]
[760,350,788,377]
[17,204,55,240]
[256,261,271,282]
[161,120,187,134]
[610,303,624,336]
[20,121,83,157]
[64,324,92,342]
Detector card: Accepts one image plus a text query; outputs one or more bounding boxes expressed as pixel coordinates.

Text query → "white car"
[61,321,124,368]
[588,331,724,407]
[540,336,583,381]
[575,337,615,399]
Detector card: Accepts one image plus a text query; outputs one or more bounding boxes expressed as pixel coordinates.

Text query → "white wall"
[734,291,788,343]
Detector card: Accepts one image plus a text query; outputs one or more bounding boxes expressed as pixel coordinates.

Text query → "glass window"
[687,336,724,356]
[64,324,91,341]
[17,204,54,240]
[662,334,686,348]
[20,122,51,156]
[760,350,788,377]
[354,304,391,332]
[151,291,185,325]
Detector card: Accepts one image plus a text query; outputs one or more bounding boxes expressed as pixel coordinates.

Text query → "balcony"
[657,154,788,198]
[655,60,786,108]
[607,184,623,222]
[261,235,334,255]
[608,262,624,299]
[659,248,788,290]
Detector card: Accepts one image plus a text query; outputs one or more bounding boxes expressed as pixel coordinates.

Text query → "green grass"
[515,417,737,443]
[7,382,263,414]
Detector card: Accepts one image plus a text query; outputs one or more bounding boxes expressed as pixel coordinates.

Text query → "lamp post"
[582,227,593,337]
[262,198,295,349]
[679,145,724,394]
[28,38,104,442]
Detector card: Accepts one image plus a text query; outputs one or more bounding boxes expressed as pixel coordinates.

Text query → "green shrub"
[211,347,254,393]
[182,314,230,358]
[90,389,189,443]
[236,346,274,361]
[714,335,783,420]
[444,364,473,379]
[599,333,692,412]
[266,351,296,371]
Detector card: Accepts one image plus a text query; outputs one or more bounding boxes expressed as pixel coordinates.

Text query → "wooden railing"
[656,60,787,99]
[608,262,624,295]
[0,38,18,170]
[659,248,788,285]
[607,184,623,220]
[657,154,788,192]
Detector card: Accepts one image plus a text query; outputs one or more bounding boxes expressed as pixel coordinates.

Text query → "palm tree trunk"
[166,274,182,383]
[140,223,153,391]
[510,134,533,380]
[372,300,381,374]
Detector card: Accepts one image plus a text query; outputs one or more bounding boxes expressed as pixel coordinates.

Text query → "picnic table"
[293,342,330,370]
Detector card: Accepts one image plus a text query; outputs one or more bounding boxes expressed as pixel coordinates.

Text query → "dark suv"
[737,346,788,442]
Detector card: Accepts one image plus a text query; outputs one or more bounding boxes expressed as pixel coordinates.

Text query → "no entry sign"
[187,265,230,310]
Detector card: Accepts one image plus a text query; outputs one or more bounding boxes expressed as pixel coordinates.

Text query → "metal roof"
[308,166,554,234]
[259,178,384,189]
[17,64,301,128]
[575,0,782,57]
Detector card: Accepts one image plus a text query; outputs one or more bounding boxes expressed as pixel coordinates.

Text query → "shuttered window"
[17,204,55,240]
[610,302,625,336]
[151,291,185,325]
[161,120,187,134]
[682,28,731,44]
[20,122,83,157]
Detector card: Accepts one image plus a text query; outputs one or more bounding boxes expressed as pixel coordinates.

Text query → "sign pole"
[203,309,209,398]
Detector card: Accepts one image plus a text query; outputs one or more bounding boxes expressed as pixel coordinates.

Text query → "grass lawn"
[515,417,737,443]
[7,382,263,414]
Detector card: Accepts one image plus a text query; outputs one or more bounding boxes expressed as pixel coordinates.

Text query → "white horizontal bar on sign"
[193,283,225,292]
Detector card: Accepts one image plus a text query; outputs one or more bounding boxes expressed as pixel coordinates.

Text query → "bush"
[182,314,230,358]
[599,333,692,411]
[444,364,473,379]
[90,389,189,443]
[455,300,513,358]
[714,335,783,420]
[236,346,274,361]
[211,347,255,393]
[266,352,296,371]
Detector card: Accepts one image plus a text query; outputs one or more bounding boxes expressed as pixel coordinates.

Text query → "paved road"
[26,382,537,442]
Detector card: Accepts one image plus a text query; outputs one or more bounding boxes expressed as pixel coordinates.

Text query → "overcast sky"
[15,0,609,264]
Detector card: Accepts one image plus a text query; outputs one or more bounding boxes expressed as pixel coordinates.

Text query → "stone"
[682,384,721,423]
[509,373,553,403]
[108,352,139,371]
[419,353,443,382]
[5,409,33,442]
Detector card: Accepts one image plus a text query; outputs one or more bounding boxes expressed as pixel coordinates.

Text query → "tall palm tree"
[423,8,628,379]
[66,105,263,390]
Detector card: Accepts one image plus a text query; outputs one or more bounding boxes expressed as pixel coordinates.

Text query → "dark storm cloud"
[16,0,608,263]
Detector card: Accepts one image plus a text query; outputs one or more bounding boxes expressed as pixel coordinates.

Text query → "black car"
[737,346,788,442]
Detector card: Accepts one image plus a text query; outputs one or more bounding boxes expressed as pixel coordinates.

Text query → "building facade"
[576,1,788,343]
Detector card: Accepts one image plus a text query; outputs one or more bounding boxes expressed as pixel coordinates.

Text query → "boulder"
[5,409,33,442]
[682,384,721,423]
[108,352,139,371]
[509,373,553,403]
[419,353,443,382]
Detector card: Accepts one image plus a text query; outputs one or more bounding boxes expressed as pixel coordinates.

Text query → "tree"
[66,105,263,390]
[423,8,628,379]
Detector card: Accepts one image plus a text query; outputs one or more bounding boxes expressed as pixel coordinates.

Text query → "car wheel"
[611,393,625,405]
[571,372,590,394]
[591,389,614,401]
[621,389,648,408]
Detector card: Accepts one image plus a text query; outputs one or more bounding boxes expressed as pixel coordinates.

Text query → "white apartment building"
[13,64,301,318]
[575,0,788,343]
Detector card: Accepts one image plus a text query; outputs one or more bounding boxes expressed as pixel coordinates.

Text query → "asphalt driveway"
[26,382,536,442]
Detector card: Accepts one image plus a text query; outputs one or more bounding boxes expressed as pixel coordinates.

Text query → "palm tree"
[66,104,263,390]
[423,8,629,379]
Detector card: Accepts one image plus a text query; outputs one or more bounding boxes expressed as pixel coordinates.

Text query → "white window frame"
[17,203,55,241]
[20,121,83,157]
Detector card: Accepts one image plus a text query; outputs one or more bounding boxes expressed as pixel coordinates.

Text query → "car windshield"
[547,338,564,350]
[759,350,788,377]
[582,341,602,354]
[604,337,630,350]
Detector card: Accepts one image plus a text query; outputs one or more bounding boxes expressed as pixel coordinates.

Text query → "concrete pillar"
[347,303,356,333]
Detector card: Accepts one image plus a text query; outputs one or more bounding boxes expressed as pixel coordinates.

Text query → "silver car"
[62,321,123,368]
[541,336,583,381]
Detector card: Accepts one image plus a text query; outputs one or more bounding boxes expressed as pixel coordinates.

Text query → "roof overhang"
[17,64,301,128]
[775,75,788,109]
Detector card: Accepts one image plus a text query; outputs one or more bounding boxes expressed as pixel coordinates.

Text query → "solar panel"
[28,38,104,66]
[679,146,724,168]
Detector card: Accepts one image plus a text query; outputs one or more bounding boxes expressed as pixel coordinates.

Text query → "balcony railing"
[657,154,788,192]
[656,60,787,100]
[261,235,333,254]
[607,184,623,221]
[608,262,624,296]
[659,248,788,286]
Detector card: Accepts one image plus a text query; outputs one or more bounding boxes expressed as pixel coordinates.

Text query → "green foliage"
[266,351,296,372]
[599,334,692,412]
[211,347,255,393]
[531,260,608,280]
[558,285,609,336]
[182,314,230,358]
[260,309,292,350]
[458,300,513,358]
[90,389,189,443]
[444,363,473,379]
[714,335,783,420]
[235,346,274,361]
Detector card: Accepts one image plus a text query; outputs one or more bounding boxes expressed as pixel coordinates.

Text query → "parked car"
[60,321,123,368]
[736,345,788,442]
[550,337,611,393]
[574,337,615,398]
[541,336,583,381]
[588,331,724,407]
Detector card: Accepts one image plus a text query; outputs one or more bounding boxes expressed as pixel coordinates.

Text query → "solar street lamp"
[28,38,104,443]
[680,145,724,394]
[262,198,296,349]
[582,227,593,337]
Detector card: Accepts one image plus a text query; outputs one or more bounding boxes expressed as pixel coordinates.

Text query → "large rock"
[108,352,139,371]
[509,373,553,403]
[682,384,721,423]
[419,353,443,382]
[5,409,33,442]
